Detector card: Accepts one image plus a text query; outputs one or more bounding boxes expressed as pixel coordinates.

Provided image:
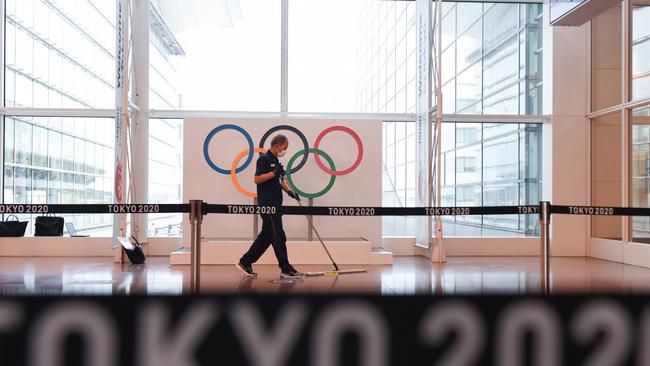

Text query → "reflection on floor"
[0,256,649,295]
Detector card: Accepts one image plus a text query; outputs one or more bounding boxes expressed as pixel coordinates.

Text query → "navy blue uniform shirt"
[255,150,284,207]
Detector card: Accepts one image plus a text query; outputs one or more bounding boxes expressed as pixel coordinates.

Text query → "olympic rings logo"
[203,124,364,199]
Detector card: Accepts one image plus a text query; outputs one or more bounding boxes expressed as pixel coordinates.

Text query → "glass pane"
[15,120,32,165]
[149,118,183,237]
[440,121,541,237]
[4,167,14,204]
[591,113,622,240]
[457,20,482,72]
[441,4,456,51]
[382,121,417,236]
[4,0,116,108]
[456,62,481,113]
[4,118,15,164]
[456,144,481,185]
[441,48,455,84]
[483,3,518,53]
[483,36,518,101]
[149,0,280,111]
[483,133,518,182]
[483,183,518,230]
[441,3,541,116]
[291,0,416,113]
[456,3,482,36]
[632,106,650,243]
[3,117,115,236]
[484,84,519,115]
[632,3,650,101]
[442,81,455,114]
[455,123,481,148]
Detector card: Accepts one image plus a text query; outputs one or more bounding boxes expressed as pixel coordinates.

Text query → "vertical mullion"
[0,0,5,205]
[622,0,632,243]
[281,0,288,113]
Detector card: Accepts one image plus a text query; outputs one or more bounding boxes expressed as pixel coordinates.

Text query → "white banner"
[183,118,382,247]
[415,0,432,249]
[113,0,129,247]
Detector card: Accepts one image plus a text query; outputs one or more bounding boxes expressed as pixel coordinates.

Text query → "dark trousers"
[240,213,291,271]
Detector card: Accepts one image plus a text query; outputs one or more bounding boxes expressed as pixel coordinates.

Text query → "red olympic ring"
[313,126,364,176]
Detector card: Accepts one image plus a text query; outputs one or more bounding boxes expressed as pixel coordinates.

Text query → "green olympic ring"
[285,148,336,199]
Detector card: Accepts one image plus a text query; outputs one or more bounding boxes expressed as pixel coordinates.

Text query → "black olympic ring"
[257,125,310,174]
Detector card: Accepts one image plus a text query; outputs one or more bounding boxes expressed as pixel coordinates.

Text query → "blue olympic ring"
[203,124,254,174]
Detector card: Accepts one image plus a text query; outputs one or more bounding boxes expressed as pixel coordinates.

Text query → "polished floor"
[1,256,649,295]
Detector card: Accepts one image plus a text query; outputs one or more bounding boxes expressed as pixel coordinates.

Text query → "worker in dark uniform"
[236,134,302,278]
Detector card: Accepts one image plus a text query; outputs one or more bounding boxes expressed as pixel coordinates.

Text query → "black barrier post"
[189,200,203,295]
[539,201,551,294]
[308,197,314,241]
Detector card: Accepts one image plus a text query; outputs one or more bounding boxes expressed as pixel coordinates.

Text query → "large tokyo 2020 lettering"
[203,124,364,199]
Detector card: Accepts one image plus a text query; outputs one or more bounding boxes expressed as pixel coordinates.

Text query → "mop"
[296,199,367,277]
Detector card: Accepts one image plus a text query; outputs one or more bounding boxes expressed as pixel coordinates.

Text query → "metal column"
[189,200,203,294]
[539,201,550,294]
[308,197,314,241]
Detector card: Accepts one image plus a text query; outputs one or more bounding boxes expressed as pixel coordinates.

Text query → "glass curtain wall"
[149,0,281,111]
[357,0,417,114]
[437,2,543,236]
[632,3,650,101]
[3,0,116,235]
[382,121,417,236]
[3,0,185,236]
[359,1,418,236]
[441,122,541,236]
[2,0,545,239]
[621,1,650,243]
[632,106,650,242]
[148,2,184,237]
[439,2,543,115]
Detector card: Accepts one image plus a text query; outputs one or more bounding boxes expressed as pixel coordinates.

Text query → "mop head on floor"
[303,269,368,277]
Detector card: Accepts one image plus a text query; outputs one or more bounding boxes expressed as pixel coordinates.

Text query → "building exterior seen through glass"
[379,2,543,236]
[3,0,183,236]
[2,0,544,238]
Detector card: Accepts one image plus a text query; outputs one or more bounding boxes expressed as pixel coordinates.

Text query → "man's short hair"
[270,134,288,146]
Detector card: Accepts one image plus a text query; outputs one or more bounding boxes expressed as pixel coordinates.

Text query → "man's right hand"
[288,191,301,201]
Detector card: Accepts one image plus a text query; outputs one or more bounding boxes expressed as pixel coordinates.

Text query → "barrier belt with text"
[4,203,650,217]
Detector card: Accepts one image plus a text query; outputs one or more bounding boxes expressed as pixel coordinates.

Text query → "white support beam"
[442,0,542,2]
[415,0,434,255]
[0,108,116,118]
[587,98,650,119]
[281,0,289,113]
[149,109,417,122]
[432,0,446,263]
[442,114,550,123]
[0,0,5,205]
[131,0,150,243]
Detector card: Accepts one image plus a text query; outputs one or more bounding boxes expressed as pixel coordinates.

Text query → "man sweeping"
[236,134,303,278]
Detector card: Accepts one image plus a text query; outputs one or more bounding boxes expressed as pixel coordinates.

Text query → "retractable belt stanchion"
[308,197,314,241]
[539,201,551,295]
[189,200,204,295]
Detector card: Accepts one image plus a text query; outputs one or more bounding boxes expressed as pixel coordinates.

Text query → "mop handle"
[297,199,339,271]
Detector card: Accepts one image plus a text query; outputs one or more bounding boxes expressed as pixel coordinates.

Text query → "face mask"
[278,149,287,157]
